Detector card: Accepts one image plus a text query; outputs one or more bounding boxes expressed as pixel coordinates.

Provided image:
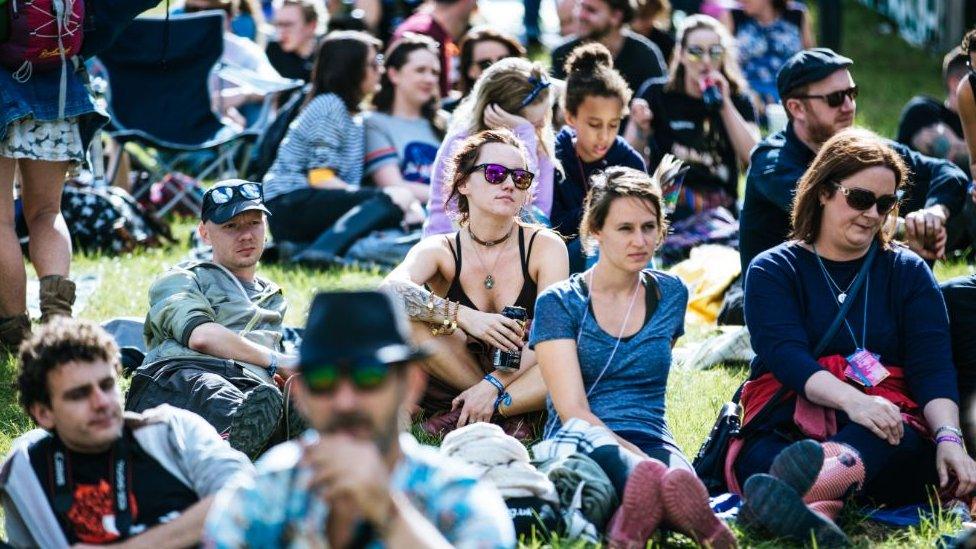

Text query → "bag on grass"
[60,181,174,254]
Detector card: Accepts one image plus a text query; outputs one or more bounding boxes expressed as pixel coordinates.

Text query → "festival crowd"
[4,0,976,547]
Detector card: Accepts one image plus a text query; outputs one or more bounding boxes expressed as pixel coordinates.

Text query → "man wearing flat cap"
[203,291,516,548]
[739,48,969,272]
[127,179,295,459]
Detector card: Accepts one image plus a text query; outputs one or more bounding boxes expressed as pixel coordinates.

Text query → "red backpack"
[0,0,84,74]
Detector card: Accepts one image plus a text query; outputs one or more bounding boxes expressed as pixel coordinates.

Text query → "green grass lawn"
[0,0,970,546]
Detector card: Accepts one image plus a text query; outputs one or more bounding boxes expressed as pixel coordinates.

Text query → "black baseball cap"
[201,179,271,224]
[777,48,854,99]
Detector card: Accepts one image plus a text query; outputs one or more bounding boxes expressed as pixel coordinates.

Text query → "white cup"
[766,103,788,134]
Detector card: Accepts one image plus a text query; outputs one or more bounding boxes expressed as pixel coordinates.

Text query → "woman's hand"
[484,104,531,131]
[843,394,904,445]
[457,307,524,351]
[706,70,732,100]
[936,441,976,497]
[629,98,653,135]
[452,379,500,427]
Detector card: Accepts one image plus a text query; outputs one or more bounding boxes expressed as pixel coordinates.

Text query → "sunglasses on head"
[466,163,535,190]
[793,85,859,108]
[303,362,400,394]
[686,44,725,62]
[204,182,263,206]
[833,184,899,214]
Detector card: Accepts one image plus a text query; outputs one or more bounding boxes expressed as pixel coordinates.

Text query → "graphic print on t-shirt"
[402,142,439,184]
[29,432,200,544]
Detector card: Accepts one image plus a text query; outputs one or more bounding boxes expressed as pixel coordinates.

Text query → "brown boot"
[0,314,32,354]
[39,275,76,323]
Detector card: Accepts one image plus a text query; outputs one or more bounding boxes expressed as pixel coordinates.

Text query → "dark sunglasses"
[475,57,503,71]
[303,362,399,394]
[834,184,899,214]
[686,44,725,62]
[466,163,535,190]
[204,182,263,206]
[793,86,859,108]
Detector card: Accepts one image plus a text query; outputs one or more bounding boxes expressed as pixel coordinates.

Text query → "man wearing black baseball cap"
[204,291,516,547]
[127,179,296,459]
[739,48,969,273]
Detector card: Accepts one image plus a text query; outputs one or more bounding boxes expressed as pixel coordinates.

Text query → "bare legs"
[0,157,70,317]
[409,320,547,415]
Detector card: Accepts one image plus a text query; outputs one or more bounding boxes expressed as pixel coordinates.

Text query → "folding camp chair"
[97,11,259,215]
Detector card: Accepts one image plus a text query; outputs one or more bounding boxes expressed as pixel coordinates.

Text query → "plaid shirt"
[203,432,515,549]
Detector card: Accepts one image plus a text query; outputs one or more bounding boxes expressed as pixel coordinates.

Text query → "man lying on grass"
[127,179,297,459]
[1,318,253,547]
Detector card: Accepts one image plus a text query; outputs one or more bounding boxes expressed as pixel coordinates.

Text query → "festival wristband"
[936,434,964,446]
[267,352,279,377]
[494,392,512,412]
[483,374,505,396]
[935,425,964,438]
[308,167,336,187]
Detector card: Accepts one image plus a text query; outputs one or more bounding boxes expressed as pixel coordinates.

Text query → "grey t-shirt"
[529,270,687,445]
[364,112,440,185]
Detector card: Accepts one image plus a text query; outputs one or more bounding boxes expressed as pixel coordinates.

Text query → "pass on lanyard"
[840,275,889,387]
[51,432,133,538]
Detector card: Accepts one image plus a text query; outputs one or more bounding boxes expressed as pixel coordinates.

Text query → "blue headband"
[519,76,551,109]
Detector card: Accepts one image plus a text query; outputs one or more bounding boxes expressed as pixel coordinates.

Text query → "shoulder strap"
[736,242,878,431]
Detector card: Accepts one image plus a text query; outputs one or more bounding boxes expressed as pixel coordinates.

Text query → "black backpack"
[248,84,310,182]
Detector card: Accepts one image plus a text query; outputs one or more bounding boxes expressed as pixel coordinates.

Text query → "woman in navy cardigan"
[735,128,976,546]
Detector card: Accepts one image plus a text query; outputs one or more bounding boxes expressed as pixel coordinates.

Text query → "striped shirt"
[263,93,365,201]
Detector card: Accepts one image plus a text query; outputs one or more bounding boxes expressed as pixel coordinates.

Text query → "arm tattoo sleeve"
[384,279,456,325]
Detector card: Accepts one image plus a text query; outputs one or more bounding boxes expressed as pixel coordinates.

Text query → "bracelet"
[429,298,459,336]
[936,434,964,446]
[266,352,278,377]
[935,425,964,438]
[494,392,512,413]
[483,374,505,396]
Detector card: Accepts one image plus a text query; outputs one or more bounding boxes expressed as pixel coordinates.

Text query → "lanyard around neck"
[50,430,133,538]
[813,246,870,350]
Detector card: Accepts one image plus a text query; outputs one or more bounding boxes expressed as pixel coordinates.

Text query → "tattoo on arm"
[385,279,454,324]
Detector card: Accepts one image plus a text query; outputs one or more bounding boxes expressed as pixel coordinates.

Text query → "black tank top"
[446,226,540,318]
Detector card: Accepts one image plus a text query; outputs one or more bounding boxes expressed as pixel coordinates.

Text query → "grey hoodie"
[0,405,254,548]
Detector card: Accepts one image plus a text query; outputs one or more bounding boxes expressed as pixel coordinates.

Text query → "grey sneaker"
[228,384,283,459]
[742,474,849,548]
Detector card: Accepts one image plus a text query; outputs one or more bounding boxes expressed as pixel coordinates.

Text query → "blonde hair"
[451,57,555,159]
[667,14,748,96]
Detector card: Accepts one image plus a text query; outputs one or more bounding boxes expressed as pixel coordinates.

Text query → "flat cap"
[777,48,853,99]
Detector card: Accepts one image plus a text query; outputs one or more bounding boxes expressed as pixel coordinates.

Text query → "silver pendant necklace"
[468,228,513,290]
[812,244,857,303]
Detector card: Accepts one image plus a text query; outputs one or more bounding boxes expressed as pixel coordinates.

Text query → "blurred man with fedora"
[126,179,297,459]
[203,290,516,548]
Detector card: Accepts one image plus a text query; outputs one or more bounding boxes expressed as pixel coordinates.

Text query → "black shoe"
[228,384,283,459]
[769,439,824,496]
[742,474,849,548]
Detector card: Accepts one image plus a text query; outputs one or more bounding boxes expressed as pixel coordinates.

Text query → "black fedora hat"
[298,290,429,372]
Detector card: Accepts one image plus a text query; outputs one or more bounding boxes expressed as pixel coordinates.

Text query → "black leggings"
[265,187,383,243]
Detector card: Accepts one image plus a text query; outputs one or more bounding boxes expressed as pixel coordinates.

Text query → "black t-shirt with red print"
[28,428,199,544]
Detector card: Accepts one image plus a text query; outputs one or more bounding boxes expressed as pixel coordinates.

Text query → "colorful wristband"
[494,392,512,412]
[483,374,505,396]
[936,434,964,446]
[267,352,279,377]
[935,425,964,438]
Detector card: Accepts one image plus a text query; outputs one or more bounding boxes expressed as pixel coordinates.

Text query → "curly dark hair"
[18,318,120,414]
[562,42,632,116]
[444,129,529,226]
[305,30,382,112]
